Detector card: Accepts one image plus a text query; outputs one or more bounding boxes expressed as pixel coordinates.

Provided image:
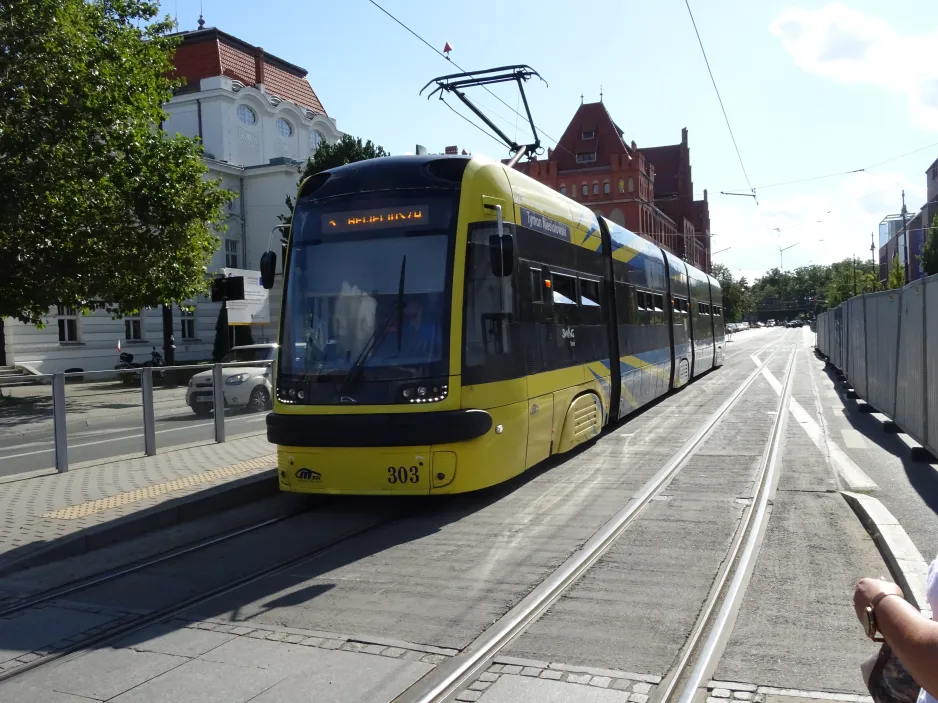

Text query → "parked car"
[186,344,277,416]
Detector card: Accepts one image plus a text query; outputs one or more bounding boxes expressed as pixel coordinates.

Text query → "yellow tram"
[261,154,723,495]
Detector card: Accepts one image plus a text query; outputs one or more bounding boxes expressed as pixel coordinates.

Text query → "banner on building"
[221,268,270,325]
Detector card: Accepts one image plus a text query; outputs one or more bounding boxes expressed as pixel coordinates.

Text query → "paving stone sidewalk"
[0,434,276,571]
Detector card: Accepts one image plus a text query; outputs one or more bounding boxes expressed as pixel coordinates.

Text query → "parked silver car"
[186,344,277,416]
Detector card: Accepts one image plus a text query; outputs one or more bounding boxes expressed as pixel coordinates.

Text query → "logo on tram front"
[295,468,322,482]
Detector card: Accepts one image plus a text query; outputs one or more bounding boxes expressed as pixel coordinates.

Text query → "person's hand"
[853,577,904,623]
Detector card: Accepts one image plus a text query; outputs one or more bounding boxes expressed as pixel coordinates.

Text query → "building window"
[180,309,196,340]
[628,177,634,193]
[603,181,610,195]
[276,118,293,138]
[592,183,599,195]
[560,185,567,196]
[56,305,79,343]
[576,152,596,164]
[581,130,595,140]
[310,130,324,151]
[124,316,143,341]
[618,179,625,194]
[225,239,239,268]
[581,184,588,197]
[237,105,256,126]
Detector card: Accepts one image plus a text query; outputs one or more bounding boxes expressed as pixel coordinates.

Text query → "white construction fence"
[815,273,937,460]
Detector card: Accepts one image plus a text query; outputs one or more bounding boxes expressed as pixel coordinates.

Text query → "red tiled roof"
[170,27,327,116]
[551,102,631,171]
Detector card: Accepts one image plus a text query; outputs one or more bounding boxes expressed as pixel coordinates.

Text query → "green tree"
[887,253,906,289]
[711,263,752,322]
[0,0,233,325]
[921,214,938,276]
[278,134,389,231]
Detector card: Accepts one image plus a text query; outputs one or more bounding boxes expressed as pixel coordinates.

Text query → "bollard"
[213,363,226,443]
[52,372,69,473]
[142,366,156,456]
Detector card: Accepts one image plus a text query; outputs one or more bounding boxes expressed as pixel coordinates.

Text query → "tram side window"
[636,291,646,311]
[552,273,577,305]
[530,267,545,304]
[654,294,664,316]
[580,278,601,307]
[463,223,523,383]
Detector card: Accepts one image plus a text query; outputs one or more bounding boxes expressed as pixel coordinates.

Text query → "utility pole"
[853,254,857,296]
[901,190,909,284]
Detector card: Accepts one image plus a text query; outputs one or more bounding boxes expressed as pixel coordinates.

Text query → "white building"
[1,23,341,374]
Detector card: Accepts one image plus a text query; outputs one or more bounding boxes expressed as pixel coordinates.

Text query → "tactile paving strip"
[41,455,277,520]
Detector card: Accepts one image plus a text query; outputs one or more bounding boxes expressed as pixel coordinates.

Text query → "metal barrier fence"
[1,360,272,475]
[816,273,936,459]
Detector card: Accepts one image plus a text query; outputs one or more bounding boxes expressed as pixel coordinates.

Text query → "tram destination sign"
[520,206,570,242]
[322,205,429,233]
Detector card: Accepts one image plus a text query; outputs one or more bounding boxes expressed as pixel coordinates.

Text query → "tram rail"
[394,337,798,703]
[0,501,411,684]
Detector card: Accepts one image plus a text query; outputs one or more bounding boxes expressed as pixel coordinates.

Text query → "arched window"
[628,177,634,193]
[237,104,257,126]
[582,183,588,197]
[592,182,599,195]
[560,185,567,196]
[618,179,625,194]
[276,118,293,138]
[310,130,324,151]
[603,181,610,195]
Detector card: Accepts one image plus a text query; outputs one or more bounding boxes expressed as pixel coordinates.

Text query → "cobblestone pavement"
[0,434,275,570]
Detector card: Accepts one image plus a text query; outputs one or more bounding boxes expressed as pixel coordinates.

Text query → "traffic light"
[210,276,245,302]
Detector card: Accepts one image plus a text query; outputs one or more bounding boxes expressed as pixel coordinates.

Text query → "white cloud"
[771,4,938,130]
[709,169,924,280]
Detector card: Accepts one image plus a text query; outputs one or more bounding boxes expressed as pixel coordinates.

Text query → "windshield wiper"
[338,255,406,395]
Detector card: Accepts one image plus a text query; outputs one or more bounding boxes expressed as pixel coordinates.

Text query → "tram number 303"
[387,466,419,484]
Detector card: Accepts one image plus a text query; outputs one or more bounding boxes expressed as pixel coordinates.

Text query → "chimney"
[630,140,637,151]
[547,147,553,159]
[254,47,266,92]
[704,188,708,202]
[681,127,688,145]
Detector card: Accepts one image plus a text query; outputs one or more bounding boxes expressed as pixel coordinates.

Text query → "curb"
[840,491,931,616]
[0,468,278,577]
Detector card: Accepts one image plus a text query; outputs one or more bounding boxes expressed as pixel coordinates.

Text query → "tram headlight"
[397,382,449,404]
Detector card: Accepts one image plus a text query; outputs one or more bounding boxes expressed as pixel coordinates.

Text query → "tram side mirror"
[259,251,277,290]
[489,233,514,277]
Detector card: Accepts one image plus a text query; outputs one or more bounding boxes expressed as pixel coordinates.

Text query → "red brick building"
[514,101,711,272]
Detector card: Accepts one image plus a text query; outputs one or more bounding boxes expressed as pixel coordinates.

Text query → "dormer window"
[582,130,595,140]
[576,151,596,164]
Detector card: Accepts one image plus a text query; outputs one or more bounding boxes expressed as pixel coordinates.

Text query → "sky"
[178,0,938,283]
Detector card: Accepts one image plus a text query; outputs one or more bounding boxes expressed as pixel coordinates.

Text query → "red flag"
[443,42,453,55]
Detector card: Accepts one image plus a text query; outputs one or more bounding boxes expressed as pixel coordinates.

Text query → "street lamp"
[780,242,798,270]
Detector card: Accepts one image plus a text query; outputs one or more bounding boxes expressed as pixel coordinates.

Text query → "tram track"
[0,330,789,693]
[394,338,797,703]
[0,499,415,684]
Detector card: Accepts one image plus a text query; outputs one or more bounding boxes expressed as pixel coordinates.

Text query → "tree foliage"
[921,214,938,277]
[0,0,233,325]
[887,253,906,289]
[711,264,751,322]
[824,258,877,307]
[278,133,389,230]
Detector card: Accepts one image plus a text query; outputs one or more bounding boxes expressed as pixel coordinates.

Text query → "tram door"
[525,263,555,468]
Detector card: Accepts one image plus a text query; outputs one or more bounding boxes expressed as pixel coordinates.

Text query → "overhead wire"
[439,98,513,151]
[364,0,576,158]
[682,0,777,240]
[747,140,938,191]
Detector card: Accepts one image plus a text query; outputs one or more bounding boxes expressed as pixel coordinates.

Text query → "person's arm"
[855,578,938,696]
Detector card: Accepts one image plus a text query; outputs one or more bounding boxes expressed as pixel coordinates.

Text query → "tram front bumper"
[277,446,457,495]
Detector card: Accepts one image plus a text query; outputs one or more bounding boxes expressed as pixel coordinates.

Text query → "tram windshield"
[280,195,455,385]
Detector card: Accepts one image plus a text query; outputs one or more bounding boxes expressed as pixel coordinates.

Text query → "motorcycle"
[115,347,164,386]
